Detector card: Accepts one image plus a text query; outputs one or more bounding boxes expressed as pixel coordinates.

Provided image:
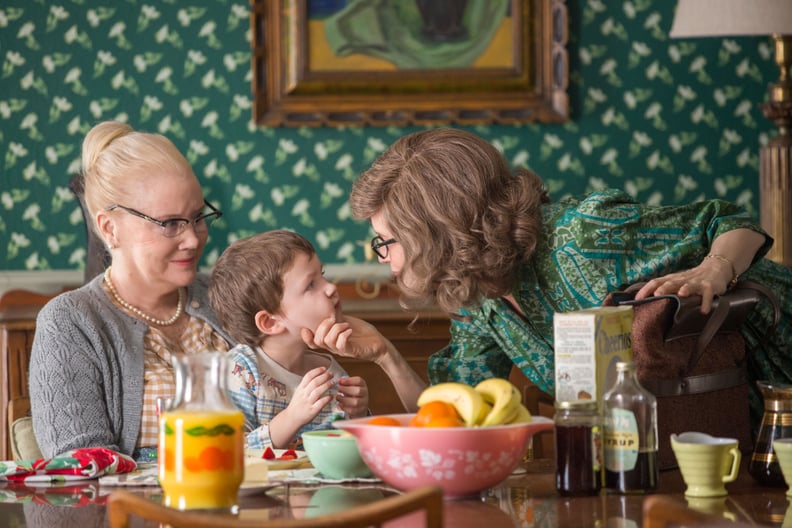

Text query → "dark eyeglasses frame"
[371,235,397,259]
[107,199,223,238]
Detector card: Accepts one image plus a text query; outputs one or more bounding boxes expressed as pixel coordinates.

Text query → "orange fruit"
[367,416,402,426]
[423,415,464,428]
[409,400,463,427]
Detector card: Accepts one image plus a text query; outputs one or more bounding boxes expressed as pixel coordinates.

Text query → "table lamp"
[670,0,792,267]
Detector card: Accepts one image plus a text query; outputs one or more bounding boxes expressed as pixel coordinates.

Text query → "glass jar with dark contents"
[554,399,603,496]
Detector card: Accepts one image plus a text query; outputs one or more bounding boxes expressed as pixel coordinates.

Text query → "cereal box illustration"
[554,306,633,405]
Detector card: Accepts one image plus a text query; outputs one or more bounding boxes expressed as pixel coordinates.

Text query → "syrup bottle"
[603,361,658,494]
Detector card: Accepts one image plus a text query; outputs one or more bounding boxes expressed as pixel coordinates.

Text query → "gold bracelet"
[705,254,739,289]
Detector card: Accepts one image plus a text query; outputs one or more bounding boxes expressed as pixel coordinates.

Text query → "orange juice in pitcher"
[158,351,244,511]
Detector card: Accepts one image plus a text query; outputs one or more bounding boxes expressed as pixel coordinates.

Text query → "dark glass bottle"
[554,400,602,496]
[603,361,658,494]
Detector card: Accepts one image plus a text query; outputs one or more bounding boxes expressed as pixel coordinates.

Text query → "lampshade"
[670,2,792,269]
[670,0,792,37]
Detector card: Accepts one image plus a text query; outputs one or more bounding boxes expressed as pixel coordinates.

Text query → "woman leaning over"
[335,127,792,427]
[29,121,232,461]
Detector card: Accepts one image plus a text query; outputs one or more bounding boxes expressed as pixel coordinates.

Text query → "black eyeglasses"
[108,199,223,238]
[371,235,397,259]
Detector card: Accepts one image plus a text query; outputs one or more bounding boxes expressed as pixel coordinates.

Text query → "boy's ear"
[254,309,284,336]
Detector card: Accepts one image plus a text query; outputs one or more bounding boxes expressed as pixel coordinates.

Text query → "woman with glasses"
[29,121,234,461]
[327,127,792,427]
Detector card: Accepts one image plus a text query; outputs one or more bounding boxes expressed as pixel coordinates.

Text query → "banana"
[416,382,486,426]
[505,403,532,424]
[476,401,493,425]
[475,378,523,426]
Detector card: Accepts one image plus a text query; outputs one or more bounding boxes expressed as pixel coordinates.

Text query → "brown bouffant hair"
[209,230,316,347]
[349,128,550,314]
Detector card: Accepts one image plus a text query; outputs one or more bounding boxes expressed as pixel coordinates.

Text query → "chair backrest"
[0,310,43,460]
[642,496,755,528]
[509,366,555,458]
[68,173,111,283]
[108,485,444,528]
[10,415,42,460]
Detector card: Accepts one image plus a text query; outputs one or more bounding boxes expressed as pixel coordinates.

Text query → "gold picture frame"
[251,0,568,127]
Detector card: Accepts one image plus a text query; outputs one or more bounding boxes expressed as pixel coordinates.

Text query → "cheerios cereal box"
[554,306,633,406]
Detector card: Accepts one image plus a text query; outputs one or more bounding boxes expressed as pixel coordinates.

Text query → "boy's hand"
[285,366,334,425]
[336,376,369,418]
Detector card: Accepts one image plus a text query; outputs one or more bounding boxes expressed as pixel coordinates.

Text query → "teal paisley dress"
[428,189,791,425]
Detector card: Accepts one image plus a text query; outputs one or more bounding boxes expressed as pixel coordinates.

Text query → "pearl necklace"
[104,267,184,326]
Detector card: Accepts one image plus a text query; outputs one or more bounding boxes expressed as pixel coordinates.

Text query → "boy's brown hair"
[209,229,315,347]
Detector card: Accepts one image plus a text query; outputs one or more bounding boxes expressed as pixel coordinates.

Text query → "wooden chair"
[642,496,754,528]
[108,485,444,528]
[0,306,40,459]
[8,396,42,460]
[509,366,555,458]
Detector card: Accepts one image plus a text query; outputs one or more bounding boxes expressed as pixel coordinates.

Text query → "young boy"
[209,230,369,449]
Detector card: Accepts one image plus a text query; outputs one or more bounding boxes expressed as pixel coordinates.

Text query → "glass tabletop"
[1,458,790,528]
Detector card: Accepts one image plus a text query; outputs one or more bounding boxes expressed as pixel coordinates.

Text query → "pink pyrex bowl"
[333,414,554,498]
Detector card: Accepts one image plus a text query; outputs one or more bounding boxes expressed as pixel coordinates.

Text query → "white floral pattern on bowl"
[335,414,554,498]
[364,447,519,483]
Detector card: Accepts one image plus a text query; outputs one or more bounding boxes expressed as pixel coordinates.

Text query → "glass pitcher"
[158,351,244,511]
[749,380,792,486]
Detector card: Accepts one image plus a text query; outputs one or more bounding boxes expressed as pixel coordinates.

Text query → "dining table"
[1,456,790,527]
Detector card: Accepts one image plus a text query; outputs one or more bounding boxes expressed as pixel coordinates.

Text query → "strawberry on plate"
[245,447,309,469]
[278,449,298,460]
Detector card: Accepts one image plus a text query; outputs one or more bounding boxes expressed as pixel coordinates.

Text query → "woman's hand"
[336,376,369,418]
[633,260,728,313]
[634,228,765,313]
[301,315,388,364]
[301,314,425,412]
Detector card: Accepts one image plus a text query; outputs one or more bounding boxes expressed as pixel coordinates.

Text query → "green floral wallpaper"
[0,0,777,272]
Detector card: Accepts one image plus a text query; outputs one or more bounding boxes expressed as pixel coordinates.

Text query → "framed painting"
[251,0,568,127]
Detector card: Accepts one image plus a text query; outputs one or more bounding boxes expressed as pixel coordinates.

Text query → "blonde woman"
[30,121,233,460]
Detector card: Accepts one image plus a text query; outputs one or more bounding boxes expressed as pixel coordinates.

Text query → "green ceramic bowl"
[302,429,373,480]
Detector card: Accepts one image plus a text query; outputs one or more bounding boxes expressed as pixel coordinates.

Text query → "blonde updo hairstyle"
[349,128,550,314]
[80,121,192,239]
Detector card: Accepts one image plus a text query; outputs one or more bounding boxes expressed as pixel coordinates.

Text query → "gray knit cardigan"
[29,273,234,458]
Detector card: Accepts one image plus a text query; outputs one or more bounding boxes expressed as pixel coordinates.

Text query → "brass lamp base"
[759,35,792,268]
